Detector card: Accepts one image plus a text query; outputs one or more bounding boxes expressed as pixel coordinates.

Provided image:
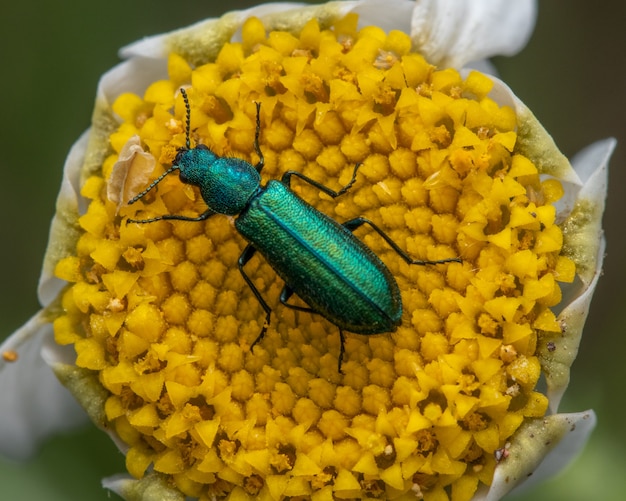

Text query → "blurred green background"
[1,1,623,499]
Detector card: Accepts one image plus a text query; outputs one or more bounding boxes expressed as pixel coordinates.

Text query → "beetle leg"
[338,329,346,374]
[279,285,317,314]
[281,162,361,198]
[127,209,216,225]
[252,102,265,174]
[342,217,462,266]
[239,244,272,351]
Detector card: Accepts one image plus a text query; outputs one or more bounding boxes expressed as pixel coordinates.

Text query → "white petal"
[42,338,131,455]
[563,138,614,286]
[0,311,86,461]
[351,0,414,33]
[103,473,185,501]
[97,58,168,108]
[542,237,605,412]
[538,139,612,411]
[120,2,351,61]
[410,0,537,67]
[489,76,582,186]
[466,58,499,76]
[474,410,596,500]
[37,131,89,307]
[572,137,615,189]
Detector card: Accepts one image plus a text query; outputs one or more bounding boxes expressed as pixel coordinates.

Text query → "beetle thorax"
[177,149,260,216]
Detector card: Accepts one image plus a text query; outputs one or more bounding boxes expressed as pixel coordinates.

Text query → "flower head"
[0,1,613,500]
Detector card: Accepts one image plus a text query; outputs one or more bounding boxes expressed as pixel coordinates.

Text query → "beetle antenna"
[127,165,180,205]
[180,87,191,150]
[127,87,192,206]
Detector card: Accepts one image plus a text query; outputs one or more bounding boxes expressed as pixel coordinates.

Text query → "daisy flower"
[0,1,613,500]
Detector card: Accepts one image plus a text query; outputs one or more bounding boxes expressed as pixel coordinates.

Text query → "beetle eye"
[174,150,186,165]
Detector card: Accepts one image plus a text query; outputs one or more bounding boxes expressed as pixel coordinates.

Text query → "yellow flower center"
[53,15,574,501]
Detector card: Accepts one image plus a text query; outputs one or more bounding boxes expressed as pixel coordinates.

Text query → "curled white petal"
[43,344,131,455]
[542,240,604,411]
[97,58,168,109]
[564,138,614,285]
[489,76,582,187]
[121,2,344,60]
[37,131,89,306]
[572,137,615,191]
[536,139,612,411]
[474,410,596,500]
[0,311,86,460]
[351,0,414,32]
[411,0,537,67]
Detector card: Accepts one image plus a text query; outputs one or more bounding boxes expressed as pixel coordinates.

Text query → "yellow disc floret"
[53,14,573,501]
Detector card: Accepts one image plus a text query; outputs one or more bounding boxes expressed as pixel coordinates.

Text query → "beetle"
[128,88,461,372]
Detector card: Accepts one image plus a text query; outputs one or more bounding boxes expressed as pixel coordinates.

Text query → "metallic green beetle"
[128,88,460,372]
